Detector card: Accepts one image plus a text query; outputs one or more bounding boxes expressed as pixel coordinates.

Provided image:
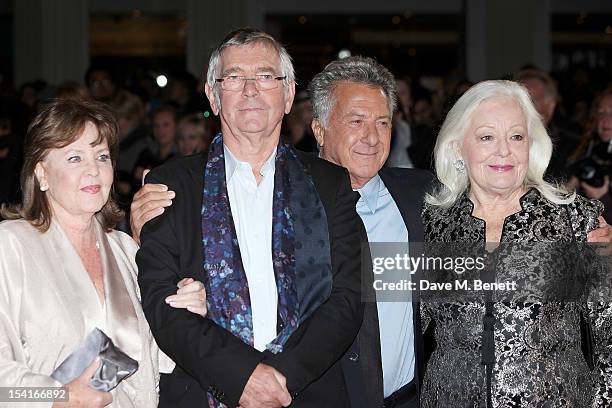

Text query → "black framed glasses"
[215,74,286,91]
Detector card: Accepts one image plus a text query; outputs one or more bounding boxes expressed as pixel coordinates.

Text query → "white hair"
[426,80,574,208]
[206,27,295,109]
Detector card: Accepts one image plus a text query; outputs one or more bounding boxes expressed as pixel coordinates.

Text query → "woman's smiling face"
[460,97,530,196]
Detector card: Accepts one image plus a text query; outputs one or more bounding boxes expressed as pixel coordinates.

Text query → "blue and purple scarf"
[201,134,333,407]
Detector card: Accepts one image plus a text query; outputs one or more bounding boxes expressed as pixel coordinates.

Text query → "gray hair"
[426,80,574,208]
[206,27,295,108]
[309,56,397,127]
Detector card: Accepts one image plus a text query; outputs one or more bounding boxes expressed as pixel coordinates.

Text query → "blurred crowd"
[1,62,611,229]
[0,66,221,230]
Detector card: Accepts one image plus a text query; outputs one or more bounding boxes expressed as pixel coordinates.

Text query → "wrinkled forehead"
[471,96,526,123]
[331,82,393,116]
[219,41,282,74]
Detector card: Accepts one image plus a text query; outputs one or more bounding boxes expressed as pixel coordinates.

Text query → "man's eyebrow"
[343,112,367,118]
[254,66,278,74]
[342,112,391,120]
[223,65,276,76]
[220,67,243,76]
[220,66,279,77]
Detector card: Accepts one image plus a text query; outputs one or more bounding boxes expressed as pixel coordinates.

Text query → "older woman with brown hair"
[0,98,206,407]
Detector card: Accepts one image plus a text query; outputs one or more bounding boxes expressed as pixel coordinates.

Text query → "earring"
[40,184,48,192]
[453,158,465,173]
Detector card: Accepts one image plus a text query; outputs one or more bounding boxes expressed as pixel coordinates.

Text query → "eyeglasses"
[215,74,286,91]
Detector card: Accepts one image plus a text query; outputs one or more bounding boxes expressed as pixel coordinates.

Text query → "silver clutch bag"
[51,328,139,392]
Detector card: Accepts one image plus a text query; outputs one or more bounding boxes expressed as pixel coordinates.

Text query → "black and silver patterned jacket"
[420,188,611,408]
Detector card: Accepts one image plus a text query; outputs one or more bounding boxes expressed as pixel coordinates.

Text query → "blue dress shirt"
[355,174,415,398]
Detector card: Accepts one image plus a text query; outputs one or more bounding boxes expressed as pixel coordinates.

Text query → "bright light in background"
[156,74,168,88]
[338,49,351,59]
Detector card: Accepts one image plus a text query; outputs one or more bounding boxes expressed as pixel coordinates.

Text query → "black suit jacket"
[341,167,433,408]
[136,149,365,408]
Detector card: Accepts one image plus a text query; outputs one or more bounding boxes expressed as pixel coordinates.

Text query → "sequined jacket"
[420,188,611,408]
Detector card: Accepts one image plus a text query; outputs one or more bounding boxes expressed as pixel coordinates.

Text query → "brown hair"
[1,98,123,231]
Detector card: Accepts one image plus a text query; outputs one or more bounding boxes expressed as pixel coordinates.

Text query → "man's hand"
[587,216,612,257]
[130,169,174,244]
[588,216,612,243]
[239,363,292,408]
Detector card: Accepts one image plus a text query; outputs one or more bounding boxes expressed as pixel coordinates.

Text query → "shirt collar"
[224,144,277,182]
[356,174,382,214]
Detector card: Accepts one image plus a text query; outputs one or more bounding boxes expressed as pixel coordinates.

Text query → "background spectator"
[568,87,612,220]
[111,90,152,209]
[176,113,210,156]
[132,105,178,189]
[85,65,119,104]
[515,67,582,182]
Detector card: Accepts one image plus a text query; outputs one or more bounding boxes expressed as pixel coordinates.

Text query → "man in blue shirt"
[309,56,432,408]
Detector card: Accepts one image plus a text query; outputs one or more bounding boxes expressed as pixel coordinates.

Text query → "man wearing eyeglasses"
[136,27,365,408]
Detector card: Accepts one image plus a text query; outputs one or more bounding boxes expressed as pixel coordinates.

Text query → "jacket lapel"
[189,151,207,279]
[44,221,99,336]
[96,222,141,361]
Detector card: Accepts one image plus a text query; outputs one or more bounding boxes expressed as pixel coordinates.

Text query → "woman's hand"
[165,278,207,316]
[52,358,112,407]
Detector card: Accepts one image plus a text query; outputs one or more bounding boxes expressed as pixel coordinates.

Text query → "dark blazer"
[136,149,365,408]
[341,167,433,408]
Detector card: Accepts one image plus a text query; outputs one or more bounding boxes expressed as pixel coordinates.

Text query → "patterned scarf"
[201,134,333,407]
